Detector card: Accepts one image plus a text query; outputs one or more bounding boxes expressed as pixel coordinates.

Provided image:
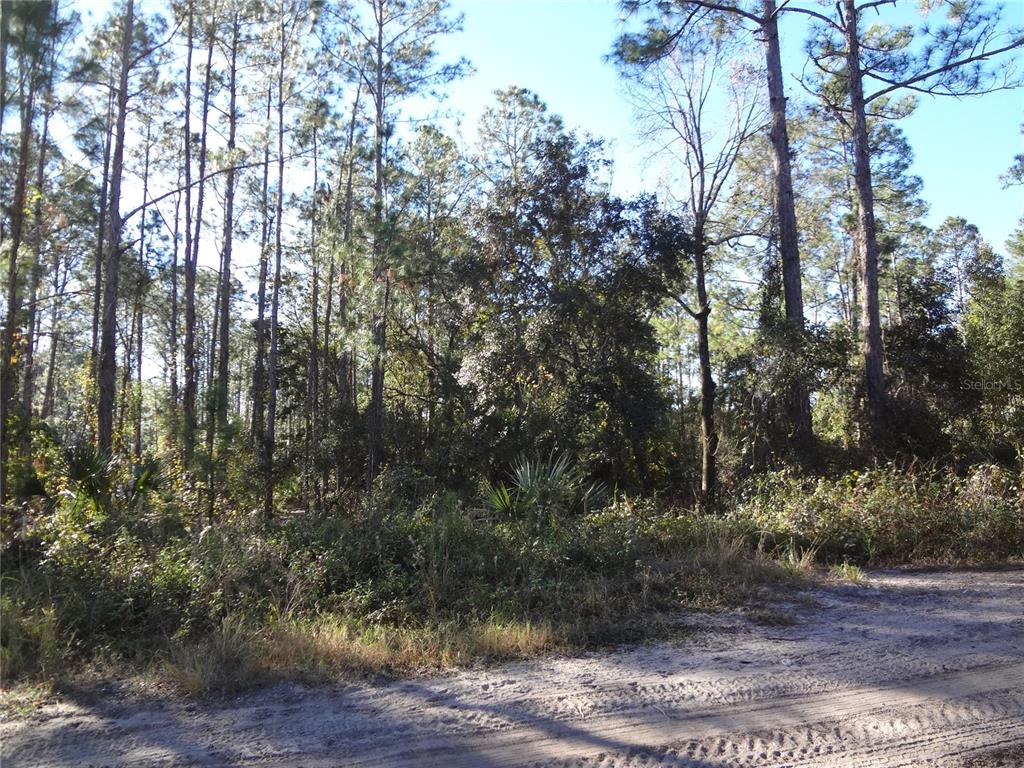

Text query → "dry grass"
[0,598,67,683]
[669,533,812,607]
[261,615,560,675]
[160,615,561,695]
[829,562,867,584]
[160,616,261,696]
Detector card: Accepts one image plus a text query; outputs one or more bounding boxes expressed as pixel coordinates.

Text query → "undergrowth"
[1,461,1020,696]
[735,463,1023,564]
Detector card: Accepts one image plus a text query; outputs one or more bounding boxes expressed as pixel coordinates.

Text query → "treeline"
[1,0,1023,519]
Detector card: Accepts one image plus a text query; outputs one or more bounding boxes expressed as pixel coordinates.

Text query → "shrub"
[3,454,1019,691]
[482,452,608,534]
[733,463,1023,564]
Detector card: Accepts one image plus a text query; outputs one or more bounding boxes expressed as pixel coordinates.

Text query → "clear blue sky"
[439,0,1024,252]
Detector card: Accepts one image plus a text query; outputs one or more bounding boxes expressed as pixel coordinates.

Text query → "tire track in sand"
[3,568,1023,767]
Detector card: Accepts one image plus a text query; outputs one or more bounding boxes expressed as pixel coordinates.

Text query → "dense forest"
[1,0,1022,688]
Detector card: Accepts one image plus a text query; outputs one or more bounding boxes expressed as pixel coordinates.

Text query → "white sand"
[3,568,1023,767]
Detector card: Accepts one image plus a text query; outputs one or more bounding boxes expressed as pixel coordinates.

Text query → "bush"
[482,452,608,535]
[733,463,1024,564]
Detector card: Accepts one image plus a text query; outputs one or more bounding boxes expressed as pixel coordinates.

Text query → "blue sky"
[71,0,1024,250]
[439,0,1024,251]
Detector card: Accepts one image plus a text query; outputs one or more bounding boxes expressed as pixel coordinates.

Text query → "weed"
[779,541,819,577]
[1,591,68,682]
[161,616,259,696]
[830,562,866,584]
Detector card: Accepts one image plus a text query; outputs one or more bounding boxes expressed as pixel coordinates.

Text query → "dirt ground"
[3,567,1023,767]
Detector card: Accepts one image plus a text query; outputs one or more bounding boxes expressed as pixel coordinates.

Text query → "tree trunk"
[42,331,58,419]
[183,22,214,465]
[308,122,321,511]
[205,8,239,518]
[42,235,68,420]
[321,87,361,494]
[168,186,180,437]
[179,2,193,454]
[216,9,238,436]
[843,0,886,438]
[91,84,114,382]
[118,298,134,438]
[338,86,361,419]
[0,2,8,144]
[97,0,135,455]
[0,52,37,502]
[762,0,813,451]
[21,27,56,427]
[205,285,218,518]
[252,84,272,451]
[134,293,143,462]
[367,7,387,487]
[265,18,287,516]
[133,124,151,464]
[322,256,335,495]
[693,240,717,509]
[117,294,140,456]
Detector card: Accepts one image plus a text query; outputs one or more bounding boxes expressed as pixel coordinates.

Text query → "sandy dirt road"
[3,568,1023,767]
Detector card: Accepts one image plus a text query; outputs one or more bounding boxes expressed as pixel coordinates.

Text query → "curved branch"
[866,36,1024,103]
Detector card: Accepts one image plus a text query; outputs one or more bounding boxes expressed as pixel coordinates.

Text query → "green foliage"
[720,320,855,472]
[884,270,979,456]
[962,276,1024,460]
[58,439,117,514]
[735,464,1024,564]
[492,452,609,529]
[462,131,675,488]
[7,439,1021,691]
[1,588,66,682]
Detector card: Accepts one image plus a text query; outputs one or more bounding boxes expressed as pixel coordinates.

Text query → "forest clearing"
[1,0,1023,764]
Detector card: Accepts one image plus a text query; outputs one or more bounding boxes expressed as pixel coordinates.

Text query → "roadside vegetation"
[3,454,1020,696]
